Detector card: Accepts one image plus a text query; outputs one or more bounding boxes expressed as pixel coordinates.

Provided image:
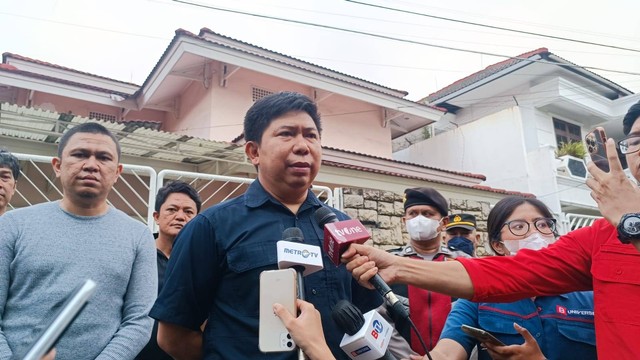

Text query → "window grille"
[252,87,273,102]
[89,111,117,122]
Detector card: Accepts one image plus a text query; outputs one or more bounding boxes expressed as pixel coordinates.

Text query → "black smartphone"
[460,324,506,347]
[585,127,609,172]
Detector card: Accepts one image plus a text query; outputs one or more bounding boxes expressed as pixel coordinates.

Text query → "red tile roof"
[322,160,535,198]
[423,48,549,104]
[2,53,140,87]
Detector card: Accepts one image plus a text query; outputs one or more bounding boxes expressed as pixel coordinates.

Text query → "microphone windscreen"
[331,300,364,336]
[282,227,304,243]
[314,207,338,226]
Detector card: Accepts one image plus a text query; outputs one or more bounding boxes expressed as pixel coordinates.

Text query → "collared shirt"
[459,218,640,360]
[440,293,596,360]
[150,180,381,359]
[137,250,171,360]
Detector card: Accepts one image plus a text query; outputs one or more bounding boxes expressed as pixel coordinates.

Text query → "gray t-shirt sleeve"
[0,214,17,358]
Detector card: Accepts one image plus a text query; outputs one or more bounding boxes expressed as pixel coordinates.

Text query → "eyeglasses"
[618,135,640,155]
[502,218,556,236]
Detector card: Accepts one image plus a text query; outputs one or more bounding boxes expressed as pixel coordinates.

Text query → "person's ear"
[153,211,160,224]
[51,157,62,178]
[490,240,507,256]
[438,216,449,231]
[245,141,260,166]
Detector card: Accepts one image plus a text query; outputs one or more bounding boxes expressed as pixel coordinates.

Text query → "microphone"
[314,208,409,320]
[332,300,396,360]
[277,227,324,300]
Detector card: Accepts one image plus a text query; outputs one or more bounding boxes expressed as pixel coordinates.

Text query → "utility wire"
[346,0,640,53]
[172,0,640,77]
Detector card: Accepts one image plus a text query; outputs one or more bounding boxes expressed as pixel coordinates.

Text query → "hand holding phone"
[585,127,609,172]
[259,269,297,353]
[460,324,506,347]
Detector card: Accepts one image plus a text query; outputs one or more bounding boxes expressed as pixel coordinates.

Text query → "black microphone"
[332,300,397,360]
[277,227,323,300]
[314,208,409,320]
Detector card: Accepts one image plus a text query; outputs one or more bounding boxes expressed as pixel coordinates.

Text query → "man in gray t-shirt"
[0,122,157,360]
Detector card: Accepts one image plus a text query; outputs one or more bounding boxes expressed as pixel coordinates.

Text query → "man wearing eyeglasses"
[343,101,640,360]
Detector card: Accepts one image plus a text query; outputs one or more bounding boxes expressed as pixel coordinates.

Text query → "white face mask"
[406,215,441,241]
[502,233,550,255]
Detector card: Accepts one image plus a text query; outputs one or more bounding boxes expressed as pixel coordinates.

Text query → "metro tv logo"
[370,319,384,339]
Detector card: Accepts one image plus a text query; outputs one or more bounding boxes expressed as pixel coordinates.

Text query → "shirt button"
[537,307,542,311]
[311,289,317,295]
[616,269,623,275]
[535,333,541,337]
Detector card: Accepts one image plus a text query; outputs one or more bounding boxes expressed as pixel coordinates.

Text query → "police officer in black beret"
[383,187,470,359]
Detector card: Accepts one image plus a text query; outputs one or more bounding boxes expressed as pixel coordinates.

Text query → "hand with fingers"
[586,138,640,251]
[341,243,400,289]
[482,323,545,360]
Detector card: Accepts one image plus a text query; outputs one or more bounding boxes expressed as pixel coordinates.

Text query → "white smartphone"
[259,269,297,353]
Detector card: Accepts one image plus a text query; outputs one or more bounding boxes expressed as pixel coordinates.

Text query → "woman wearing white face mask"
[418,196,596,360]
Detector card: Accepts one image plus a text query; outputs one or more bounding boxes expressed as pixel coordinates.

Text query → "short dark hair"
[243,92,322,144]
[155,180,202,213]
[0,149,20,180]
[487,196,555,244]
[58,122,121,160]
[623,100,640,135]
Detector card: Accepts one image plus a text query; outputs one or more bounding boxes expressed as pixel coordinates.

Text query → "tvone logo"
[370,319,384,339]
[335,225,364,237]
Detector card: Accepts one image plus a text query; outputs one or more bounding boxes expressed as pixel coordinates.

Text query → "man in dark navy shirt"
[137,180,201,360]
[150,91,381,359]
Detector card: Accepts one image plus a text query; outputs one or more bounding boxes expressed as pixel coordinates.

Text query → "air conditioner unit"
[556,155,587,180]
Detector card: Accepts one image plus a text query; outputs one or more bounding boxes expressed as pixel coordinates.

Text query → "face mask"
[448,236,474,256]
[406,215,441,241]
[502,233,550,255]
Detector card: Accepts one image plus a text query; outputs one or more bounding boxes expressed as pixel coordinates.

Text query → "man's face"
[0,166,16,214]
[246,111,321,197]
[52,132,122,204]
[627,117,640,182]
[443,227,479,250]
[154,192,198,240]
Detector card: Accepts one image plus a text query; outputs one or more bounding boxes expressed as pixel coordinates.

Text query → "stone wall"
[342,187,494,256]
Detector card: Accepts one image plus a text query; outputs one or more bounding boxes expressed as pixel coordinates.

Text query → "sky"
[1,0,639,101]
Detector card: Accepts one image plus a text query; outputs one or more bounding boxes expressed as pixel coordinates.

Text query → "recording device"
[585,127,609,172]
[259,269,297,353]
[277,227,324,300]
[15,279,97,360]
[332,300,396,360]
[314,207,409,320]
[460,324,506,347]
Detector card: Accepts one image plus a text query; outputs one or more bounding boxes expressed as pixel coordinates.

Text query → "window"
[89,111,117,122]
[252,87,273,102]
[553,118,581,146]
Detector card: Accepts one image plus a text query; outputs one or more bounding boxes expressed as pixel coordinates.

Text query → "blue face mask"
[447,236,474,257]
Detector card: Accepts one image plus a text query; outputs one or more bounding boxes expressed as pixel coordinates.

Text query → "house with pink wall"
[0,27,531,220]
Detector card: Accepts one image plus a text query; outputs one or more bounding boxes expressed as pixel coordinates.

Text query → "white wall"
[394,106,535,192]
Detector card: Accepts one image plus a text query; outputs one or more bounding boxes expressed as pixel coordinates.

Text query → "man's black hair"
[623,100,640,135]
[155,180,202,213]
[243,92,322,144]
[0,149,20,180]
[58,122,121,160]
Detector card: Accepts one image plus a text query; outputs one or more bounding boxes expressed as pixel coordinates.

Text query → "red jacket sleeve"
[458,219,608,302]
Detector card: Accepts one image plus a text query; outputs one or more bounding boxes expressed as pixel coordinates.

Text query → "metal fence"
[10,153,335,232]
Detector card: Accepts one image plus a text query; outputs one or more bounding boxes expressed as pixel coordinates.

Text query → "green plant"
[555,141,587,158]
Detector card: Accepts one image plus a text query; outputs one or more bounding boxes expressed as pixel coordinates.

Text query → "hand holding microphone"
[314,208,409,320]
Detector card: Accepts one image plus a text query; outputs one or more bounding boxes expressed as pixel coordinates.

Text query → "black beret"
[623,100,640,135]
[403,187,448,216]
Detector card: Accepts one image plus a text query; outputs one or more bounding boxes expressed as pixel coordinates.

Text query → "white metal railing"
[565,213,601,232]
[11,153,157,228]
[7,153,335,233]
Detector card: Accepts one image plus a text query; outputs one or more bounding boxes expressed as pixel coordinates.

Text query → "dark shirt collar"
[244,179,324,213]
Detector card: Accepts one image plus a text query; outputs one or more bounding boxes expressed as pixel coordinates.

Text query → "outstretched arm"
[342,244,475,299]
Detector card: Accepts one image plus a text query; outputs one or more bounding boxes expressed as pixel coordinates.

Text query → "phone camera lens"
[287,341,293,348]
